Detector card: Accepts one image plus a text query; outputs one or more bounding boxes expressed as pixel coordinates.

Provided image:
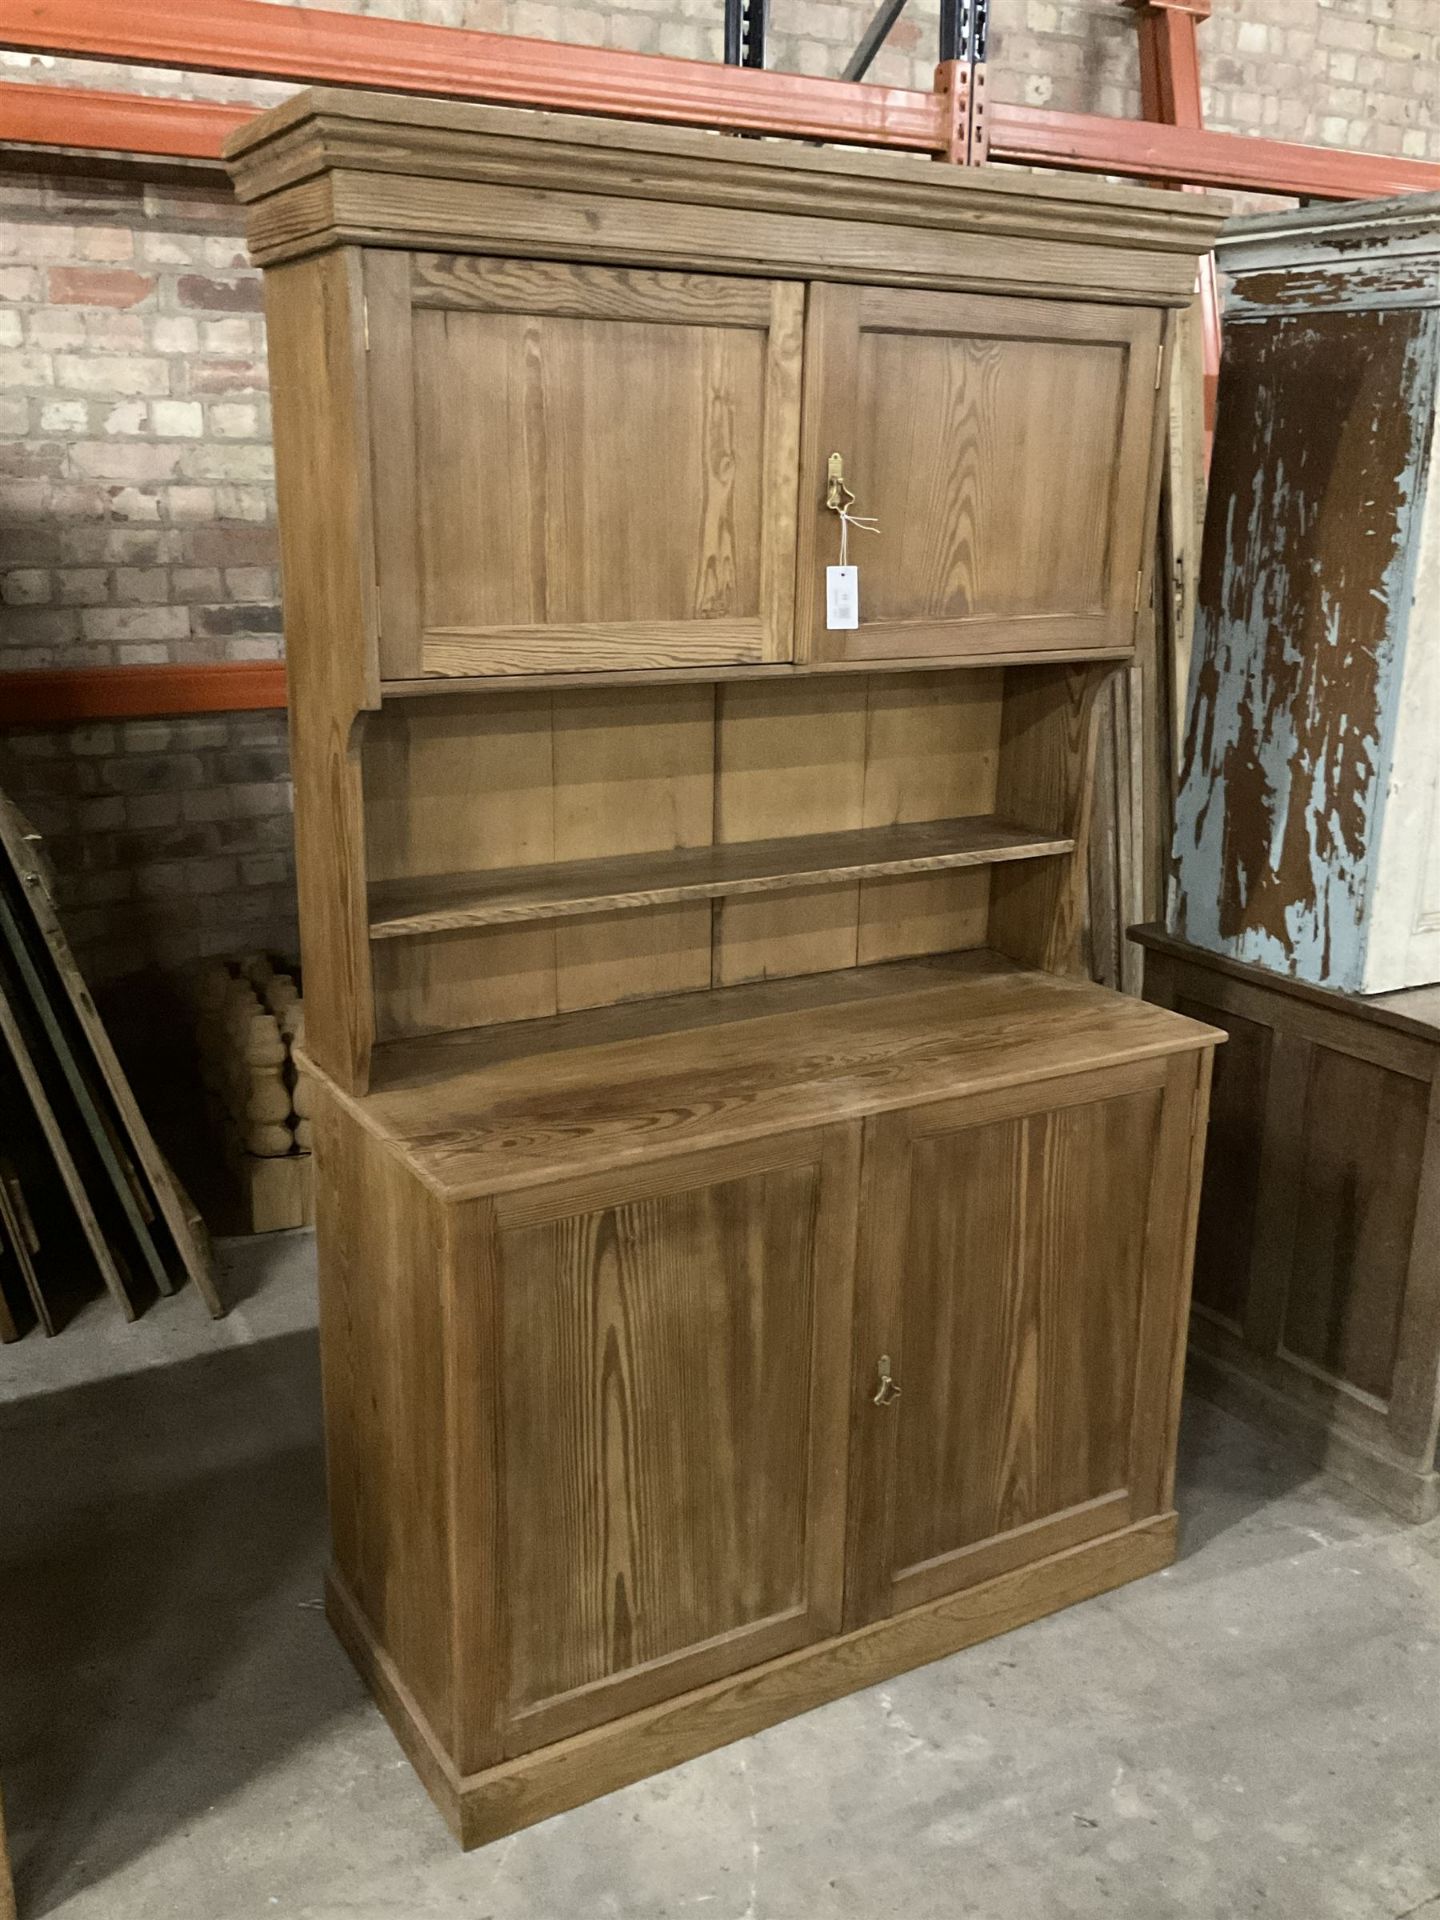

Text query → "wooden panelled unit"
[226,90,1223,1846]
[1136,927,1440,1523]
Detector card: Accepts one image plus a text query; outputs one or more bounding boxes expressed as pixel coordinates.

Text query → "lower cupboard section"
[327,1513,1179,1849]
[309,1040,1212,1844]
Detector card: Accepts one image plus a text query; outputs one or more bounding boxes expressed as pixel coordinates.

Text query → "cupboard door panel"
[486,1128,858,1755]
[796,284,1162,665]
[848,1063,1179,1626]
[369,254,803,678]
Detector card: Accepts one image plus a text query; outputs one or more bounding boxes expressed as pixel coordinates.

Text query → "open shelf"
[368,813,1075,942]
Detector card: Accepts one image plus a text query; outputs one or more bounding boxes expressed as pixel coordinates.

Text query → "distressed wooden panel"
[1172,200,1440,994]
[1137,926,1440,1521]
[1178,995,1271,1332]
[1283,1045,1427,1403]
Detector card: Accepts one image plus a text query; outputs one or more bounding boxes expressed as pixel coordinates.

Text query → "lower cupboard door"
[846,1061,1189,1629]
[479,1127,859,1759]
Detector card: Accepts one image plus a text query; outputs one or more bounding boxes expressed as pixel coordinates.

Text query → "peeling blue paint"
[1172,294,1439,992]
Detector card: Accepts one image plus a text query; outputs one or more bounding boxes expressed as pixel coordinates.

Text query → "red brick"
[182,526,280,568]
[47,267,157,309]
[177,274,264,313]
[187,358,269,394]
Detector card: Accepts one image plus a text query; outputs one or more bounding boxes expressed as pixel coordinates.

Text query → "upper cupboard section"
[361,252,1165,683]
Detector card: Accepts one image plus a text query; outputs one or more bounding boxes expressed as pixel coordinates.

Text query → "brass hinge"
[1155,341,1165,390]
[1134,568,1145,613]
[362,294,370,351]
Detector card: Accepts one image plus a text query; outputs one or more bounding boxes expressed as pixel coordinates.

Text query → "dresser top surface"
[223,84,1222,283]
[225,84,1216,224]
[304,952,1220,1202]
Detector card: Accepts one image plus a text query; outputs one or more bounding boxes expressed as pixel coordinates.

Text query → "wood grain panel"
[262,249,378,1093]
[378,257,803,676]
[368,816,1072,939]
[366,685,716,1035]
[311,1080,456,1746]
[713,672,1008,984]
[796,286,1161,666]
[345,952,1220,1202]
[550,684,715,1010]
[553,902,712,1014]
[491,1129,857,1748]
[372,921,558,1039]
[364,249,421,680]
[845,1063,1181,1627]
[364,690,556,885]
[421,623,766,678]
[989,662,1107,974]
[412,306,763,629]
[713,678,868,985]
[412,253,773,324]
[891,1090,1156,1585]
[855,668,1002,964]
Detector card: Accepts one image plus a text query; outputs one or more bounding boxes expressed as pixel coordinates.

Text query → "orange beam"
[8,76,1440,203]
[1131,0,1208,132]
[0,76,251,157]
[1121,1,1218,452]
[986,102,1440,200]
[0,662,287,724]
[0,0,942,151]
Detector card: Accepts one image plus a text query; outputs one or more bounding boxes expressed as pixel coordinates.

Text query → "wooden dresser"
[226,90,1224,1847]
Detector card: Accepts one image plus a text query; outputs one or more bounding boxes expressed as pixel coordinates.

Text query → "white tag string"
[835,505,879,568]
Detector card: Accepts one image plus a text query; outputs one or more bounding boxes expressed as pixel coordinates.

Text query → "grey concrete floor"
[1,1235,1437,1920]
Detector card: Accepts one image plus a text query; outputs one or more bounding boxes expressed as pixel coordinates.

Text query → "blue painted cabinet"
[1172,195,1440,993]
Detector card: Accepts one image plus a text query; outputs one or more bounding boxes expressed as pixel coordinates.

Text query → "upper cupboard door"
[366,254,804,679]
[796,285,1164,665]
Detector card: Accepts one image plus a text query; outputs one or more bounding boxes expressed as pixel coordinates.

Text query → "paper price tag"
[826,564,859,631]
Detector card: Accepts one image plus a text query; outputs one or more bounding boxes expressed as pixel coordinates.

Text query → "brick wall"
[0,165,294,975]
[1,0,1437,988]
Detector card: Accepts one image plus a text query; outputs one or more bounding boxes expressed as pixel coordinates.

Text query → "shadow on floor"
[0,1312,1385,1918]
[0,1328,350,1919]
[1173,1388,1351,1560]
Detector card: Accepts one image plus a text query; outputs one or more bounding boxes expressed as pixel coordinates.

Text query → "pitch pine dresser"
[226,90,1224,1846]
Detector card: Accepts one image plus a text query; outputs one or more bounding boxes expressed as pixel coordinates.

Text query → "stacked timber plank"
[0,793,222,1338]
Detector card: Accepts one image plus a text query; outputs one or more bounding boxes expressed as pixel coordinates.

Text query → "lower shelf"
[327,1512,1178,1849]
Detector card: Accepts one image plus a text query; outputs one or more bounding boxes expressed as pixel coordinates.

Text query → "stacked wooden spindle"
[189,955,313,1233]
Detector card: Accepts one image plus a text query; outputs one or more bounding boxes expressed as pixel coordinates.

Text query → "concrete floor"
[1,1236,1437,1920]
